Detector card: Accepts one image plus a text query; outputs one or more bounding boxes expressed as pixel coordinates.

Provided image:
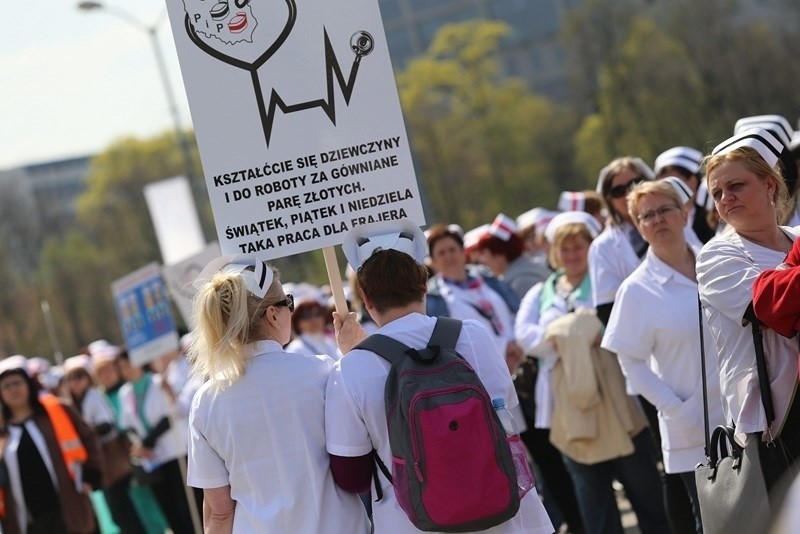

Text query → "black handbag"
[694,300,772,533]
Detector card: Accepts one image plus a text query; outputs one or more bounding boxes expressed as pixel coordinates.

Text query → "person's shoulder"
[697,230,741,260]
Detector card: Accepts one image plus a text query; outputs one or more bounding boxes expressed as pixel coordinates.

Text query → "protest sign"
[144,176,206,265]
[112,263,179,366]
[162,242,221,328]
[165,0,425,261]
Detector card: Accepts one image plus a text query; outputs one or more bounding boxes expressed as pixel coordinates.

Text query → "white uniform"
[188,340,368,534]
[589,223,643,307]
[696,227,800,438]
[286,333,341,361]
[325,313,553,534]
[515,274,593,429]
[80,387,117,427]
[430,275,516,357]
[602,248,725,473]
[119,373,187,464]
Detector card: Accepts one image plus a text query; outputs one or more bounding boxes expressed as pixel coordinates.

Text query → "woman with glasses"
[0,357,102,534]
[602,181,725,533]
[187,256,368,533]
[286,290,341,361]
[589,156,653,326]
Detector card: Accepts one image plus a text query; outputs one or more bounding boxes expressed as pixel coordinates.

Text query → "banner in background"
[144,176,206,265]
[112,263,179,366]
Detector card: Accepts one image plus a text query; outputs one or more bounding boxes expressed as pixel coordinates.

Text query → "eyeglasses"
[608,176,648,199]
[273,294,294,313]
[261,294,295,317]
[637,204,680,224]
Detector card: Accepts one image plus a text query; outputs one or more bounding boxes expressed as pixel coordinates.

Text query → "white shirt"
[286,333,342,361]
[602,248,725,473]
[696,227,800,437]
[188,340,368,534]
[80,387,117,427]
[589,223,643,307]
[119,373,187,464]
[515,275,593,428]
[431,274,516,356]
[325,313,553,534]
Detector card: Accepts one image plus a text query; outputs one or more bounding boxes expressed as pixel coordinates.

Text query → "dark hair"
[0,370,44,422]
[426,224,464,257]
[475,234,524,263]
[581,190,607,218]
[291,301,327,336]
[356,250,428,314]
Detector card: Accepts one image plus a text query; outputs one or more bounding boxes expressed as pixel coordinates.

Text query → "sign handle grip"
[323,246,348,316]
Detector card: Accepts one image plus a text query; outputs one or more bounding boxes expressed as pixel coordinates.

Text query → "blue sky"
[0,1,192,170]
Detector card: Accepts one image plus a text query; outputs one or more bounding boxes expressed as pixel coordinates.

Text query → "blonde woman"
[602,180,725,533]
[188,256,368,533]
[697,128,800,494]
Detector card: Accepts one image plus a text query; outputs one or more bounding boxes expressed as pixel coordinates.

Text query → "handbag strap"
[698,297,711,459]
[743,303,777,441]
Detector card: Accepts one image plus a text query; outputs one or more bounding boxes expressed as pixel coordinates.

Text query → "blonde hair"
[627,181,684,223]
[549,223,594,269]
[703,147,792,225]
[189,267,283,388]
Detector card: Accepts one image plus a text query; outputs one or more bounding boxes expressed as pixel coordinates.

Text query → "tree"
[398,20,578,229]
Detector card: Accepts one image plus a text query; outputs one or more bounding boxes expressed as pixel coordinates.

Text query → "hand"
[505,342,524,374]
[130,443,155,460]
[333,312,367,354]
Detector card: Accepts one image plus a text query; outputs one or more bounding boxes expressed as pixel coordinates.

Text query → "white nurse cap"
[544,211,602,244]
[654,146,703,176]
[342,219,427,270]
[195,254,274,298]
[659,176,693,205]
[712,127,784,168]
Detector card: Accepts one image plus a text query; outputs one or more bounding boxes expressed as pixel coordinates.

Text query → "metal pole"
[148,28,196,182]
[41,300,64,365]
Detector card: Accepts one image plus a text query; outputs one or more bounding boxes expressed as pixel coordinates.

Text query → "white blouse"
[696,227,800,438]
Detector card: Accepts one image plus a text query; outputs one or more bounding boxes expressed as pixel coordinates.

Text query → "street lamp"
[77,1,197,184]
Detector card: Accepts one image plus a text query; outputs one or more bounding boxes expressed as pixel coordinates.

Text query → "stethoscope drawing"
[184,0,374,147]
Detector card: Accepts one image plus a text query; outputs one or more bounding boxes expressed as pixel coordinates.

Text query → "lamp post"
[77,1,196,184]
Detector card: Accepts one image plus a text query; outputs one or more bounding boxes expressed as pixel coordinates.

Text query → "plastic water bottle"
[492,398,534,497]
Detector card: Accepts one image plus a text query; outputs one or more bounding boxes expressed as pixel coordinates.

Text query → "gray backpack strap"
[429,317,462,350]
[354,334,412,365]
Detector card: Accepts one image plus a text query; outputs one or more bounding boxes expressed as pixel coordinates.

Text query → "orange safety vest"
[39,393,88,480]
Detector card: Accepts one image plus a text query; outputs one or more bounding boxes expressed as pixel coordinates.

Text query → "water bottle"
[492,398,534,498]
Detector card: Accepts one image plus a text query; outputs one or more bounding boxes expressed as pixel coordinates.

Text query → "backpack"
[355,317,521,532]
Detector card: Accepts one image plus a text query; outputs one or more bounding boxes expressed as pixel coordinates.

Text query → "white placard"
[165,0,425,260]
[144,176,206,265]
[162,241,221,328]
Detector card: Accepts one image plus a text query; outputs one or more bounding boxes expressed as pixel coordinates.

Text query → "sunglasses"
[608,176,648,199]
[262,294,295,317]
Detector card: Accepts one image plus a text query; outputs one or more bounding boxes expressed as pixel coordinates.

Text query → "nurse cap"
[63,354,92,375]
[734,115,793,148]
[0,355,29,378]
[516,208,558,235]
[712,127,784,169]
[544,211,602,244]
[654,147,703,176]
[558,191,586,212]
[463,224,491,252]
[488,214,518,241]
[194,254,274,299]
[659,176,693,205]
[596,157,654,193]
[342,219,427,271]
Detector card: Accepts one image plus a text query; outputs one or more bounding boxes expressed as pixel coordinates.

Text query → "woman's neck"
[738,226,791,253]
[562,270,587,288]
[653,240,696,281]
[441,269,467,282]
[9,406,34,424]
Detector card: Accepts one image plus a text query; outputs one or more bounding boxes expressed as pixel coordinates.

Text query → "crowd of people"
[1,114,799,533]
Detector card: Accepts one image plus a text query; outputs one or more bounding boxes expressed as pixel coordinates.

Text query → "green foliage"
[398,20,577,229]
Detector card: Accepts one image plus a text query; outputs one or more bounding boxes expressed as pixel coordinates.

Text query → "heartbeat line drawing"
[182,0,374,147]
